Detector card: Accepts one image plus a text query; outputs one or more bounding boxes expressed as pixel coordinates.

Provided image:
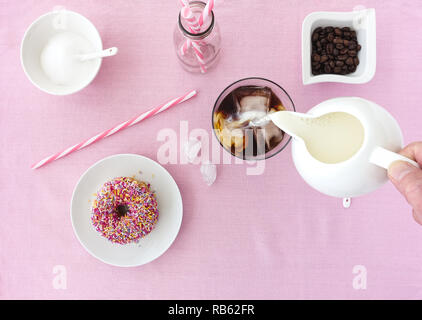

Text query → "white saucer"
[70,154,183,267]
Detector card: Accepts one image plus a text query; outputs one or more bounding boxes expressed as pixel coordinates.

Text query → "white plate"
[70,154,183,267]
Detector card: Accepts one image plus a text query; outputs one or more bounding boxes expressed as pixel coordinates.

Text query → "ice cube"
[200,161,217,186]
[237,111,268,126]
[247,112,270,127]
[253,121,284,153]
[263,121,284,148]
[233,86,271,114]
[184,137,202,163]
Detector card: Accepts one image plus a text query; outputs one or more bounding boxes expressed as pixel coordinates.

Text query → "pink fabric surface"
[1,0,422,299]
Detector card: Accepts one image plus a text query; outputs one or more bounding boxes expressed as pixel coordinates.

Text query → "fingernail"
[388,161,416,182]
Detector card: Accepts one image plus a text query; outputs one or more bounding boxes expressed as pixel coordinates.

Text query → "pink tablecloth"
[1,0,422,300]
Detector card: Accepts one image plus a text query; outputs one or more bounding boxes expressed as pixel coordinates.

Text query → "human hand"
[388,142,422,225]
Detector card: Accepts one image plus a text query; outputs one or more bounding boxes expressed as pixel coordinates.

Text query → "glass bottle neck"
[178,1,215,40]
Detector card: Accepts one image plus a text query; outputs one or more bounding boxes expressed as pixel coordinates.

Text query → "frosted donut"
[91,177,159,244]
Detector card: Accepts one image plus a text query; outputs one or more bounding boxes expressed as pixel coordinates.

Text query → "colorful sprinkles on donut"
[91,177,159,245]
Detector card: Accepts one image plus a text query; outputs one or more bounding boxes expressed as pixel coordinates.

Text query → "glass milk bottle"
[173,1,221,73]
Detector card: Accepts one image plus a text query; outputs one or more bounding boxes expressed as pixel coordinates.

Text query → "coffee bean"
[333,37,343,44]
[340,48,348,55]
[343,39,350,46]
[324,64,331,73]
[325,43,333,54]
[353,57,360,66]
[334,28,342,36]
[348,50,357,57]
[312,54,321,62]
[333,48,339,56]
[327,33,334,42]
[320,55,328,63]
[337,55,347,61]
[314,27,322,34]
[326,27,334,33]
[336,60,344,67]
[342,27,350,32]
[312,32,319,42]
[316,41,321,48]
[357,44,361,51]
[336,43,344,49]
[329,60,335,68]
[334,67,342,74]
[345,57,354,65]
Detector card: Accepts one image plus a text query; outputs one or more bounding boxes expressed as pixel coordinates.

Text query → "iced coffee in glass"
[212,77,295,160]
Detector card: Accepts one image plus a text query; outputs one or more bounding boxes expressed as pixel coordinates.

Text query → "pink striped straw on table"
[31,90,197,169]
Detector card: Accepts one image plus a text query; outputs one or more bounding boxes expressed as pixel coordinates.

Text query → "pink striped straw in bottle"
[174,0,221,73]
[198,0,215,26]
[179,1,201,32]
[178,1,207,72]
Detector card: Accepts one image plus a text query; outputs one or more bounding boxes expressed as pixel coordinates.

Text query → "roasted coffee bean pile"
[311,26,361,75]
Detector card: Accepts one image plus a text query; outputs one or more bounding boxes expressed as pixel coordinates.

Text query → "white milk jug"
[270,97,419,198]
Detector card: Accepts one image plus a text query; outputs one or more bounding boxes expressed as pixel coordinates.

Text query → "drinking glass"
[212,77,296,160]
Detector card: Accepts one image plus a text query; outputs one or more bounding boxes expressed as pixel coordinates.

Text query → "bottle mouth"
[178,1,215,39]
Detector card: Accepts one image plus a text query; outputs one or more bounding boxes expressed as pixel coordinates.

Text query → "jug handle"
[369,146,420,170]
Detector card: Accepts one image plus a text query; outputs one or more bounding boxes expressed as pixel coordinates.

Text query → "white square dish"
[302,8,376,85]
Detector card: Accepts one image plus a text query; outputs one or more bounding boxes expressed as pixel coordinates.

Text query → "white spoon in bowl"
[77,47,118,62]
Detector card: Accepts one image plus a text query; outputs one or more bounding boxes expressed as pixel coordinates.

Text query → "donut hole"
[116,204,129,217]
